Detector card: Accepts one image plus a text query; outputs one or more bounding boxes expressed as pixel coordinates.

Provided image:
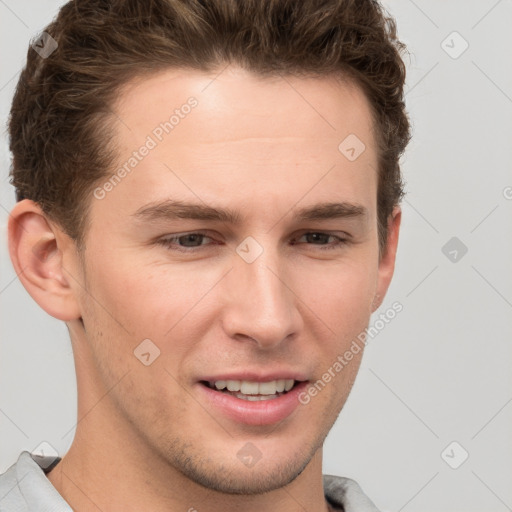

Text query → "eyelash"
[156,231,349,252]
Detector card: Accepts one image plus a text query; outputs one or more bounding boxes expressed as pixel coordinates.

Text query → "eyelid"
[293,228,352,239]
[159,230,212,241]
[155,231,215,251]
[293,231,350,250]
[156,229,351,253]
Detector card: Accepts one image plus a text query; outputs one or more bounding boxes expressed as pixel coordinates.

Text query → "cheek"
[293,258,376,395]
[78,267,194,422]
[295,259,377,329]
[86,258,214,338]
[81,259,227,388]
[119,365,188,421]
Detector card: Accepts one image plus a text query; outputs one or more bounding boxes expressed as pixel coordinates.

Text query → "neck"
[47,440,332,512]
[47,397,331,512]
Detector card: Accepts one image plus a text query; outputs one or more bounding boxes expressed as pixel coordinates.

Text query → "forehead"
[94,66,378,224]
[113,66,375,145]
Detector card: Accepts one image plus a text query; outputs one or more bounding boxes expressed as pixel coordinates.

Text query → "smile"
[198,379,309,425]
[203,379,297,401]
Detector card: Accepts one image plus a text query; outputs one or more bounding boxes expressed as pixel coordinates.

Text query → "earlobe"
[8,199,82,321]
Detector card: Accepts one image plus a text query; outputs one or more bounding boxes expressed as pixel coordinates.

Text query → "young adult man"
[1,0,410,510]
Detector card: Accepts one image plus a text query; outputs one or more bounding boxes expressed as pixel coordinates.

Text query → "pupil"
[308,233,328,244]
[180,234,203,247]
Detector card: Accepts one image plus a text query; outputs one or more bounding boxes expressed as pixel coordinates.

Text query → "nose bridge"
[222,238,301,347]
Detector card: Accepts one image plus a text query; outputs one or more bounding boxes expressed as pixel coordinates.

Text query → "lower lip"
[197,381,309,426]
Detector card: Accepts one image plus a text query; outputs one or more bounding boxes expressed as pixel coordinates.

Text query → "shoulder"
[0,451,69,511]
[0,452,29,511]
[323,474,381,512]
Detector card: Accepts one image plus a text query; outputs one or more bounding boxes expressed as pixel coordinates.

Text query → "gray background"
[1,1,511,511]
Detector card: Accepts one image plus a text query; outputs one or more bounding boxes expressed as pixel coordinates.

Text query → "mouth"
[200,379,302,401]
[197,377,309,426]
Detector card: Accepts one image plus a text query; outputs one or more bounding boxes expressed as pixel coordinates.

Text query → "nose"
[220,240,303,350]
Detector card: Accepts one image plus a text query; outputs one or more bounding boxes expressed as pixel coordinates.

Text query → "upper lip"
[199,371,309,383]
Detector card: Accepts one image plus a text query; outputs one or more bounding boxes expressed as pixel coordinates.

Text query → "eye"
[156,230,349,253]
[293,232,348,250]
[157,231,215,252]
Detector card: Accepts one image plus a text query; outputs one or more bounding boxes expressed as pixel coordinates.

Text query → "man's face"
[70,67,396,494]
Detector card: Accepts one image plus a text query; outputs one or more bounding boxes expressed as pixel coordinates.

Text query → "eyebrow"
[132,199,367,224]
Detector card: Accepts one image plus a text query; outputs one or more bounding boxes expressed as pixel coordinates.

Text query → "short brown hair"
[8,0,410,252]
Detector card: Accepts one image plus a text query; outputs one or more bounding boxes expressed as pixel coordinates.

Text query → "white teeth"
[284,379,294,391]
[226,380,241,392]
[258,380,277,394]
[211,379,297,395]
[240,381,259,395]
[237,393,278,401]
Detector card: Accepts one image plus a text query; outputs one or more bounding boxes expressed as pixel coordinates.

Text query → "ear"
[372,206,401,313]
[8,199,82,321]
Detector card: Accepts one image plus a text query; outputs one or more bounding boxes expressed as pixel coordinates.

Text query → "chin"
[161,434,321,495]
[180,455,311,495]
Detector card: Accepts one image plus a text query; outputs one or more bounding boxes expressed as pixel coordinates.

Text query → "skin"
[8,66,400,512]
